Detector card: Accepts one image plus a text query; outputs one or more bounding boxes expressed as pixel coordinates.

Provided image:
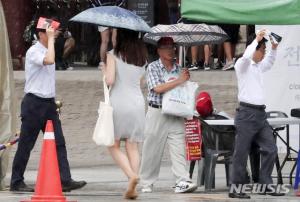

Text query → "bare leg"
[191,46,198,64]
[125,140,140,174]
[125,140,140,199]
[100,29,110,63]
[203,44,211,70]
[231,43,237,60]
[204,44,210,65]
[222,42,235,70]
[108,140,138,199]
[111,28,117,49]
[108,140,137,179]
[224,42,233,63]
[63,37,75,59]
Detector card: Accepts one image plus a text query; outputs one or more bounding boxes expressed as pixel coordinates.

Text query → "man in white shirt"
[10,18,86,192]
[229,30,283,199]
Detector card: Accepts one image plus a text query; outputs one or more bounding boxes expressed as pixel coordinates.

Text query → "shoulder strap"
[103,76,111,105]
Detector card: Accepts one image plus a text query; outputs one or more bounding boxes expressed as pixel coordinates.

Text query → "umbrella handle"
[178,46,183,67]
[183,46,186,67]
[178,46,186,67]
[118,0,126,7]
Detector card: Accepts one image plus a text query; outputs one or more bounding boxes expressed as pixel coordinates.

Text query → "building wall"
[1,0,33,69]
[1,0,178,69]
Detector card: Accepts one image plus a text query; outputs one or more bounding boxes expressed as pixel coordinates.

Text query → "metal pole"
[183,46,186,67]
[179,46,183,66]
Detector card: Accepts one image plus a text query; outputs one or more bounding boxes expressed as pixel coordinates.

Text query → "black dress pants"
[11,93,72,186]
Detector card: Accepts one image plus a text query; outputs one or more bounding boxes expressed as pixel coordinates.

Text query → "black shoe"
[228,192,251,199]
[62,179,87,192]
[10,181,34,192]
[56,65,67,71]
[188,62,201,71]
[55,60,67,71]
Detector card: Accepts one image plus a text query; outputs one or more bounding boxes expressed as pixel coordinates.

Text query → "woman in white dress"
[102,28,147,199]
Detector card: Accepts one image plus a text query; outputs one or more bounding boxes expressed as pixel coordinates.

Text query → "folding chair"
[196,114,235,191]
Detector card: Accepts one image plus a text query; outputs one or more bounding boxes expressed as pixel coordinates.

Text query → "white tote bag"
[92,77,115,146]
[162,81,198,119]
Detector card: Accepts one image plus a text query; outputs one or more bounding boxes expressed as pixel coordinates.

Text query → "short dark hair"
[247,33,268,50]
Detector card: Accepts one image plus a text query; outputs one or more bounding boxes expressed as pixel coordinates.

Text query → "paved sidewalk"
[2,164,300,202]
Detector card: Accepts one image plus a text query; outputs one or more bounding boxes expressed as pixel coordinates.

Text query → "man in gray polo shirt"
[139,37,197,193]
[10,18,86,192]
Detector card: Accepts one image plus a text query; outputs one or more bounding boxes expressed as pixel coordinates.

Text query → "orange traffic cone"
[21,120,76,202]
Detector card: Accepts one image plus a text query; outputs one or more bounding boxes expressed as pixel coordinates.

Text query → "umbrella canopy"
[181,0,300,25]
[69,6,151,32]
[143,23,228,46]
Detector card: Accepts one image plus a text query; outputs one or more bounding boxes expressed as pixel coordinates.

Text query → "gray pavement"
[2,164,300,201]
[1,69,299,201]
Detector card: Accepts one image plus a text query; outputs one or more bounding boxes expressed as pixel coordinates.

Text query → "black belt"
[149,103,162,109]
[27,93,55,102]
[240,101,266,110]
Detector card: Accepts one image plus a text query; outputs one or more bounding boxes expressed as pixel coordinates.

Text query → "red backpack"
[196,91,213,118]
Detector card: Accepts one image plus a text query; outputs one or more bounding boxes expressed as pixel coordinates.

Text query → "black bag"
[291,108,300,118]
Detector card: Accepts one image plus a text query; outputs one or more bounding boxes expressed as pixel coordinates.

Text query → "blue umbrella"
[69,6,151,33]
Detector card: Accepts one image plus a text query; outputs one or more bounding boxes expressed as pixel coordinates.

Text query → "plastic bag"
[162,81,198,119]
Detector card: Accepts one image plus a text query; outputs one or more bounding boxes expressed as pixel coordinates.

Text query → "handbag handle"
[103,76,111,105]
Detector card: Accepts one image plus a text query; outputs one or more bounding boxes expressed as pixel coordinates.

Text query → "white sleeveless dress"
[109,53,146,142]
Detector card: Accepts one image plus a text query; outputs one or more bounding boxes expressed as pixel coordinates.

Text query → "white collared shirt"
[24,41,55,98]
[234,40,277,105]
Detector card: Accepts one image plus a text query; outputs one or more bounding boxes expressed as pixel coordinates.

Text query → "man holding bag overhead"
[229,30,284,198]
[140,37,197,193]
